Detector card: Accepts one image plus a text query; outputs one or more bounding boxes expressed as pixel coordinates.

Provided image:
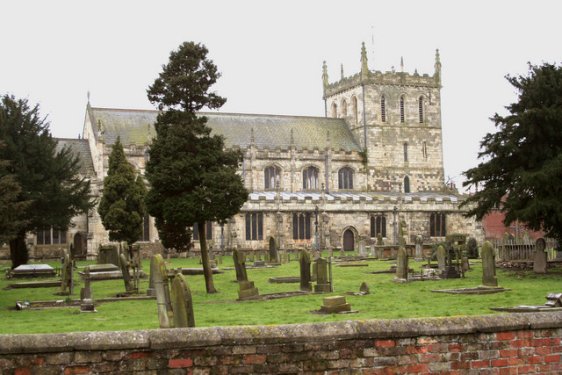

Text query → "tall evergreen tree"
[98,137,147,248]
[0,95,94,268]
[462,63,562,243]
[145,41,248,293]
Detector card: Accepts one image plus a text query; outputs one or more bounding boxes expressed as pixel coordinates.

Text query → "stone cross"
[170,273,195,327]
[481,241,498,287]
[299,250,312,291]
[395,246,409,281]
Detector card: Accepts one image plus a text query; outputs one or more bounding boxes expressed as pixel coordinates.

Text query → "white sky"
[2,0,561,190]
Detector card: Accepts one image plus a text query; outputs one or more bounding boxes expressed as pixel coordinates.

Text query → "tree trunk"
[9,230,28,269]
[198,221,217,293]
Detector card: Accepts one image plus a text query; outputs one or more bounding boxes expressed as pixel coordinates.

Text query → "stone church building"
[23,44,481,259]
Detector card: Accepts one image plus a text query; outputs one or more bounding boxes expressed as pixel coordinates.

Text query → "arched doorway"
[268,237,278,262]
[73,232,86,259]
[343,229,355,251]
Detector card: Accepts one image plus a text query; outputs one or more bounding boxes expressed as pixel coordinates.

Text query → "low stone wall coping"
[1,312,561,354]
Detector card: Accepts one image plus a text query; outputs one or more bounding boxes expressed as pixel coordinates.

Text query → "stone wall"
[1,313,561,374]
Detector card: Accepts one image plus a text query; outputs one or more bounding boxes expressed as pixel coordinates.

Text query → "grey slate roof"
[89,107,361,152]
[55,138,95,176]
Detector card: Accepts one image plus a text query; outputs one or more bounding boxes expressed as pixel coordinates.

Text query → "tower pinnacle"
[322,61,329,90]
[360,42,369,80]
[434,49,442,85]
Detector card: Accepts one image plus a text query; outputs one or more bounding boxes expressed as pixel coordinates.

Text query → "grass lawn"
[0,254,560,334]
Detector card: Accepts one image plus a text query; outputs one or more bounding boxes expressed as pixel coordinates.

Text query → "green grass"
[0,254,560,334]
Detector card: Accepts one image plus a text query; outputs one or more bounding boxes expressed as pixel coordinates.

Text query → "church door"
[343,229,355,251]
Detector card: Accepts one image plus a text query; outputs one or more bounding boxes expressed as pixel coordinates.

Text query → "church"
[24,44,481,259]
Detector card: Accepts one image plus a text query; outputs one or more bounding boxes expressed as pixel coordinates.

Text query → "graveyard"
[1,248,562,335]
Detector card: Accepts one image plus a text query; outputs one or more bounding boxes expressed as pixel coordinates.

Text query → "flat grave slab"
[9,264,56,278]
[432,286,510,295]
[6,280,61,289]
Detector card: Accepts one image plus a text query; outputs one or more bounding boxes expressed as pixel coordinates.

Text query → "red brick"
[63,367,91,375]
[428,343,448,353]
[406,345,427,354]
[127,351,151,359]
[511,339,531,348]
[448,343,462,352]
[545,354,560,363]
[517,331,534,339]
[535,346,552,355]
[168,358,193,368]
[404,364,429,373]
[499,349,518,357]
[499,368,518,375]
[506,357,523,366]
[375,339,395,348]
[470,360,490,368]
[418,353,441,363]
[528,356,542,364]
[14,369,31,375]
[243,354,266,365]
[491,358,509,367]
[496,332,516,341]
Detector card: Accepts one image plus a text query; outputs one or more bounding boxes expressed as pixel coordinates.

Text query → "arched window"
[403,176,411,193]
[341,99,348,117]
[331,102,338,118]
[338,167,354,189]
[403,143,408,162]
[352,96,358,124]
[418,96,425,123]
[399,95,405,123]
[264,165,281,190]
[430,212,446,237]
[292,212,311,240]
[422,142,428,159]
[380,95,386,122]
[302,166,319,190]
[370,215,387,238]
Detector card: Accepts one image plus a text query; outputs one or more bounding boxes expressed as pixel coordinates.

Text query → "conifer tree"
[0,95,94,268]
[462,63,562,243]
[98,137,147,248]
[145,42,248,293]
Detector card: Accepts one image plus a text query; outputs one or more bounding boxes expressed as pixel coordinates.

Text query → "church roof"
[55,138,95,176]
[88,107,361,152]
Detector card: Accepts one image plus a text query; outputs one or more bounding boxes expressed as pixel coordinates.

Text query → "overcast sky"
[2,0,560,190]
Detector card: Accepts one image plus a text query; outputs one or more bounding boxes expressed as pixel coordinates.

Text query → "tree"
[98,137,147,249]
[461,63,562,243]
[145,42,248,293]
[0,95,94,268]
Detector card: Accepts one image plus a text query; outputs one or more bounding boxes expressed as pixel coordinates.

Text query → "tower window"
[381,95,386,122]
[400,95,405,123]
[303,166,319,190]
[352,96,358,125]
[331,102,338,118]
[403,176,411,193]
[422,142,428,159]
[338,167,354,189]
[403,143,408,162]
[264,165,281,190]
[418,96,424,123]
[341,99,348,117]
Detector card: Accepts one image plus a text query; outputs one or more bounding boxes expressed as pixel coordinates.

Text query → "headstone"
[269,241,279,263]
[80,268,92,300]
[238,280,259,300]
[533,241,547,274]
[467,237,478,259]
[170,273,195,327]
[436,245,446,271]
[119,253,135,293]
[369,245,375,258]
[481,241,498,287]
[359,281,370,295]
[299,250,312,291]
[97,244,119,266]
[60,250,73,295]
[233,249,248,282]
[320,295,351,313]
[415,235,423,259]
[462,256,470,272]
[314,258,331,293]
[151,254,173,328]
[358,241,366,256]
[395,247,408,281]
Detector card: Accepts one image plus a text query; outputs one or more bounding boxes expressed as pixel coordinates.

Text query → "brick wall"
[1,312,561,374]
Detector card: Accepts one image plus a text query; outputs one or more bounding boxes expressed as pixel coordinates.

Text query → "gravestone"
[119,253,135,293]
[395,247,408,281]
[314,258,332,293]
[481,241,498,287]
[60,250,73,295]
[98,244,119,266]
[151,254,173,328]
[233,249,248,282]
[269,240,279,263]
[319,296,351,313]
[358,241,366,257]
[415,235,423,260]
[533,238,547,274]
[359,281,370,295]
[170,273,195,327]
[299,250,312,291]
[467,237,479,259]
[80,268,95,312]
[238,280,259,300]
[436,245,446,271]
[544,293,562,307]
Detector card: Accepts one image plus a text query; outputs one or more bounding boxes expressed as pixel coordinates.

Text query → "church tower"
[323,44,445,193]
